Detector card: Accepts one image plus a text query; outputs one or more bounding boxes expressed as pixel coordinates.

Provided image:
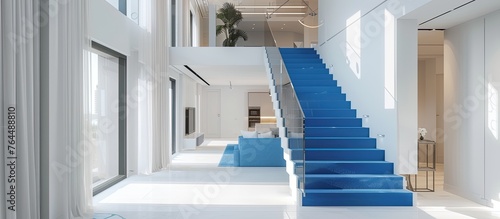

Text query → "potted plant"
[216,2,248,47]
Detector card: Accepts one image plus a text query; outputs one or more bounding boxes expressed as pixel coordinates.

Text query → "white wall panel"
[444,16,486,205]
[484,10,500,207]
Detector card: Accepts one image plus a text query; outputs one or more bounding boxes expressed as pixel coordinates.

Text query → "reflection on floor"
[93,139,500,219]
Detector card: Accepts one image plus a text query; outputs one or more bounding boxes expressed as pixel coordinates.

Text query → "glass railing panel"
[265,47,305,196]
[235,15,277,47]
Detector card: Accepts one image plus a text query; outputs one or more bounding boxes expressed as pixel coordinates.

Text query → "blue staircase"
[279,48,413,206]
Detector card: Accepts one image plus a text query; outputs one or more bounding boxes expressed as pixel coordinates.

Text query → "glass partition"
[265,47,305,196]
[236,16,277,47]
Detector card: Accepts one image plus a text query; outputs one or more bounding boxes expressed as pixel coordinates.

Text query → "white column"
[396,19,418,174]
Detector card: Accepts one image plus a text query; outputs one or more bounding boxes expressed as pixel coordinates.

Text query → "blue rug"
[218,144,237,167]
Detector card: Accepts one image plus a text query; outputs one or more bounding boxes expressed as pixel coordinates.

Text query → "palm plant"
[216,2,248,47]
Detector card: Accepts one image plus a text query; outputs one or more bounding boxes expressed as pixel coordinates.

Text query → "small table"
[407,140,436,192]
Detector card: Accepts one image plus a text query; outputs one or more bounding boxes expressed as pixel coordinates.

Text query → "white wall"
[484,11,500,208]
[183,75,198,108]
[444,9,500,207]
[317,0,421,174]
[201,85,270,138]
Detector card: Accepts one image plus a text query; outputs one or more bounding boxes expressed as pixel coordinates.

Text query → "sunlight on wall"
[346,11,361,79]
[488,82,498,139]
[384,9,395,109]
[492,196,500,210]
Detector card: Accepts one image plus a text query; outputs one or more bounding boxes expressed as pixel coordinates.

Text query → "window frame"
[90,41,128,196]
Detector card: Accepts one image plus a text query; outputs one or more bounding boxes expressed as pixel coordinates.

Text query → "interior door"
[205,90,221,138]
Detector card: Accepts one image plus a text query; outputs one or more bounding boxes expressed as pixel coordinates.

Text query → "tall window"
[169,78,177,155]
[190,11,194,47]
[88,42,127,195]
[171,0,177,46]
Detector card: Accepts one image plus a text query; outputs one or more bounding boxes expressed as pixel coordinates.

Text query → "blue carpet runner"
[278,48,413,206]
[218,144,237,167]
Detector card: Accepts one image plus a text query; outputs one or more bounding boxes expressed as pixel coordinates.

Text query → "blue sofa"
[233,136,285,167]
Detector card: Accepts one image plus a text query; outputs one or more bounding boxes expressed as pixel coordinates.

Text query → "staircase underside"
[278,48,413,206]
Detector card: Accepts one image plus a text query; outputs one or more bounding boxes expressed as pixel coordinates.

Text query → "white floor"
[93,139,500,219]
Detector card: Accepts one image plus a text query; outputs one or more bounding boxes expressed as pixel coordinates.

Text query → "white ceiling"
[201,0,318,34]
[403,0,500,29]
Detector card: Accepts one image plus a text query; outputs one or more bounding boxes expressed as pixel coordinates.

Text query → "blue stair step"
[301,100,351,109]
[303,161,394,174]
[304,174,404,189]
[290,74,333,81]
[280,48,317,54]
[293,80,338,86]
[304,118,362,127]
[287,68,330,75]
[281,54,320,59]
[302,189,413,206]
[284,58,323,64]
[305,127,368,137]
[291,148,385,161]
[303,109,356,117]
[304,137,376,148]
[297,92,346,100]
[285,63,326,69]
[295,86,342,94]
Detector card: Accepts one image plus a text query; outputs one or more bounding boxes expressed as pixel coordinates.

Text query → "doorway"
[417,30,444,190]
[205,90,221,138]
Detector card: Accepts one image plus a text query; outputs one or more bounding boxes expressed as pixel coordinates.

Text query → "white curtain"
[1,1,40,218]
[42,0,93,218]
[137,0,170,174]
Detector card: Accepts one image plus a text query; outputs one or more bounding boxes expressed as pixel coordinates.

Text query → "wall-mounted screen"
[185,107,195,135]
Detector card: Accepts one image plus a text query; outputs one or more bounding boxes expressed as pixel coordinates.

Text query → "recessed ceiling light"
[241,12,306,15]
[236,5,307,9]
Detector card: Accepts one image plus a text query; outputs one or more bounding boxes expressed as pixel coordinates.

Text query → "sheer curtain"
[137,0,170,174]
[1,1,40,218]
[40,0,92,218]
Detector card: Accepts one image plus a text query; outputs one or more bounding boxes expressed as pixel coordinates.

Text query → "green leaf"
[216,2,248,47]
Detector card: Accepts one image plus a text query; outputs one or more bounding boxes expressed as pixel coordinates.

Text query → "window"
[170,78,177,155]
[88,42,127,195]
[105,0,139,25]
[190,11,194,47]
[171,0,177,47]
[106,0,126,15]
